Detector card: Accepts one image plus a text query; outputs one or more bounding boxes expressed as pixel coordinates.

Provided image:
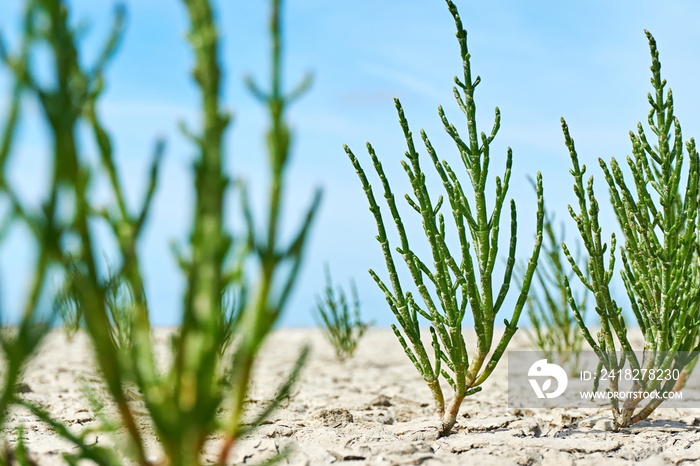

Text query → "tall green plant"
[345,0,543,436]
[216,0,320,458]
[0,0,319,463]
[561,31,700,429]
[0,2,94,461]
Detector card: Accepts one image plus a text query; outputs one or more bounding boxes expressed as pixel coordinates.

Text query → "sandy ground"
[3,328,700,465]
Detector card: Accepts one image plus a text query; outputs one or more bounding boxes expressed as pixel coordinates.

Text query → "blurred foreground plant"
[562,31,700,429]
[313,265,371,360]
[0,3,67,461]
[521,207,586,376]
[0,0,319,463]
[345,0,543,436]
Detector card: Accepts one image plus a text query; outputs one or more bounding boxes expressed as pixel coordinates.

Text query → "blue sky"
[1,0,699,327]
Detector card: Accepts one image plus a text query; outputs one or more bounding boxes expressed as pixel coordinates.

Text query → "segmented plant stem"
[346,0,543,436]
[562,30,700,428]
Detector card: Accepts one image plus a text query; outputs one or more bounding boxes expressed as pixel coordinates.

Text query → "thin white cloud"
[359,62,446,103]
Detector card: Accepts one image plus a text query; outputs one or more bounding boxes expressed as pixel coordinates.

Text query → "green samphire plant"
[561,31,700,429]
[0,11,52,458]
[522,207,587,376]
[313,265,371,360]
[345,0,543,436]
[0,0,318,463]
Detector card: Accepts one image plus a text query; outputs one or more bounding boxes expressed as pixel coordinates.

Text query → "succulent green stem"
[562,30,700,428]
[346,0,543,436]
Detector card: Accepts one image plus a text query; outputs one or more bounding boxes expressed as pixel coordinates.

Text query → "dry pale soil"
[3,328,700,465]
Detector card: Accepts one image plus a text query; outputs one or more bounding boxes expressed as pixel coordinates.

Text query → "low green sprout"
[56,266,136,352]
[521,208,587,376]
[561,31,700,429]
[313,265,372,360]
[345,0,544,436]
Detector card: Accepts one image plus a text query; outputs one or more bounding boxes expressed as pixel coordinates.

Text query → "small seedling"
[345,0,543,436]
[522,208,587,376]
[313,265,371,360]
[55,266,135,351]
